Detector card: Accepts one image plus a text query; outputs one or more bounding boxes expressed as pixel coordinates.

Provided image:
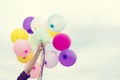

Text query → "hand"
[37,42,46,51]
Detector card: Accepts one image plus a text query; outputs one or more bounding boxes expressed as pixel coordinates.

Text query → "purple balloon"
[59,49,77,67]
[23,16,34,34]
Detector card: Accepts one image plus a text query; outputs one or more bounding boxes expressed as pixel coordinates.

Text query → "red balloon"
[52,33,71,51]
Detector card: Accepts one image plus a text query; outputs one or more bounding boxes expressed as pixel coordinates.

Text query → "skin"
[24,42,45,75]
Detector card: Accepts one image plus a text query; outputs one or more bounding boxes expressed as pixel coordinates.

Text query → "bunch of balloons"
[10,14,77,79]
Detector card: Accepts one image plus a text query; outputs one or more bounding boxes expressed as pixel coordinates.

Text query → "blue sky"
[0,0,120,80]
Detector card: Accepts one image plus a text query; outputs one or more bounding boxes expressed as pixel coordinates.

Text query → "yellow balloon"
[10,28,29,43]
[47,29,59,38]
[17,51,34,63]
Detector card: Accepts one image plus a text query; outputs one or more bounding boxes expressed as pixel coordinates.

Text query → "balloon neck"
[44,61,47,64]
[39,39,43,43]
[32,66,35,70]
[23,57,26,59]
[50,24,54,28]
[62,55,67,59]
[28,29,33,34]
[24,50,28,53]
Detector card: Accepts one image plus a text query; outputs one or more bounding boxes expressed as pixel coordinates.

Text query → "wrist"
[36,48,42,53]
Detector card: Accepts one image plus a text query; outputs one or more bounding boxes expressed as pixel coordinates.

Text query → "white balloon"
[45,50,59,68]
[47,14,66,32]
[31,17,47,32]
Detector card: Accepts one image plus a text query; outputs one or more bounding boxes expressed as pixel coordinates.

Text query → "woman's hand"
[37,42,46,52]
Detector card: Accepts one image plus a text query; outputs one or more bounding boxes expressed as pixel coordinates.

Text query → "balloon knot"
[62,54,67,59]
[23,57,26,59]
[44,61,47,64]
[50,24,54,28]
[25,50,28,53]
[32,66,35,70]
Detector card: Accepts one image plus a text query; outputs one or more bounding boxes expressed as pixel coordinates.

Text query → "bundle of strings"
[37,48,45,80]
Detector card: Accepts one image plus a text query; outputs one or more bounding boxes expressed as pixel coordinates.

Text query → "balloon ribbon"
[37,48,45,80]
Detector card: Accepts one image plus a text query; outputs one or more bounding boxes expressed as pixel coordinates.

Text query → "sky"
[0,0,120,80]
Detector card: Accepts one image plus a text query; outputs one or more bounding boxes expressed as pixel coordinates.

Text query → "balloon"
[30,29,51,51]
[31,17,47,32]
[17,51,34,63]
[10,28,29,43]
[52,33,71,51]
[24,62,41,79]
[45,43,56,51]
[47,14,66,32]
[47,29,59,38]
[23,16,34,34]
[59,49,77,67]
[45,50,59,68]
[13,39,31,57]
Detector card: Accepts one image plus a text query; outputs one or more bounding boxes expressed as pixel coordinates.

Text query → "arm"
[25,43,45,75]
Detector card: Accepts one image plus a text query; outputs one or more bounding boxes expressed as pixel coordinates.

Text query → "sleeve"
[17,71,30,80]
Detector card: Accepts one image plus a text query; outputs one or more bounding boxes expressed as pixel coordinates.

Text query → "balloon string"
[38,48,45,80]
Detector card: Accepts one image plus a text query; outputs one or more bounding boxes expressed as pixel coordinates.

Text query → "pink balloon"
[52,33,71,51]
[45,50,59,68]
[13,39,31,57]
[24,62,41,79]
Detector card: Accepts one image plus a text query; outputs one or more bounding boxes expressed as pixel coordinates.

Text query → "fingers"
[40,42,45,48]
[37,42,45,51]
[37,43,43,51]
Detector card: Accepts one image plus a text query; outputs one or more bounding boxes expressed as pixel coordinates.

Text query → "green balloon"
[30,29,51,51]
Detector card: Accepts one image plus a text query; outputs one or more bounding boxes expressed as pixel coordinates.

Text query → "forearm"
[25,49,42,75]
